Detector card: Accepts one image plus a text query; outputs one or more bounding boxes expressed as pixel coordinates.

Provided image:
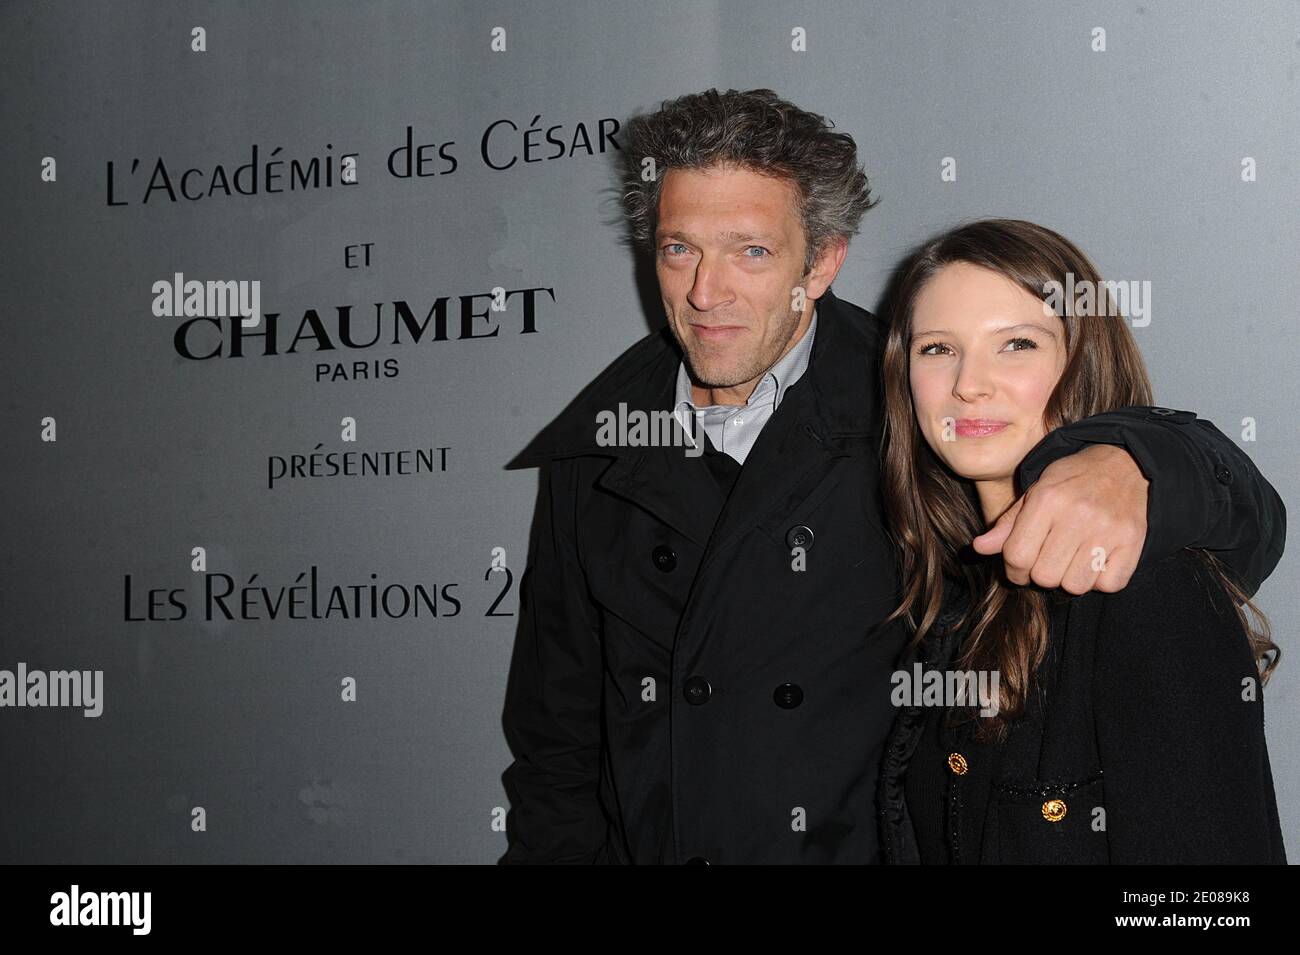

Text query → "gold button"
[1041,799,1067,823]
[947,752,968,775]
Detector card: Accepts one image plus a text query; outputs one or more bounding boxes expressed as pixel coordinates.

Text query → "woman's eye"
[1004,337,1038,351]
[916,342,948,356]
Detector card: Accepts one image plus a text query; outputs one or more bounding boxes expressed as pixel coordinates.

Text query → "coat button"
[773,683,803,708]
[652,544,677,572]
[683,675,711,705]
[1215,465,1233,485]
[785,524,814,549]
[684,856,710,864]
[947,752,968,775]
[1041,799,1068,823]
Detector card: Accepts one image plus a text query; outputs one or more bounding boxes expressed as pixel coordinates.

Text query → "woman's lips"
[954,419,1009,438]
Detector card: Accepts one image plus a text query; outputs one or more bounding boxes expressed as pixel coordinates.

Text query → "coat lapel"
[594,444,727,549]
[698,390,848,565]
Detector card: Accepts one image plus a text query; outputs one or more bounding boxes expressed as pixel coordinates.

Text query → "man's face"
[654,164,820,404]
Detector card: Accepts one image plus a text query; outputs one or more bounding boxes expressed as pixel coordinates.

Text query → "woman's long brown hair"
[879,218,1278,741]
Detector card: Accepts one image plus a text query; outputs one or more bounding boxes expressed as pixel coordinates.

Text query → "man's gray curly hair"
[619,88,878,277]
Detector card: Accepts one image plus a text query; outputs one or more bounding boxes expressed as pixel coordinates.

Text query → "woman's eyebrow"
[911,322,1058,339]
[994,322,1058,338]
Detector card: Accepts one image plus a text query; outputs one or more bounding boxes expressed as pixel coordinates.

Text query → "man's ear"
[803,235,849,299]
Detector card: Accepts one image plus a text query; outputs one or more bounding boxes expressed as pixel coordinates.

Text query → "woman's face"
[908,262,1067,487]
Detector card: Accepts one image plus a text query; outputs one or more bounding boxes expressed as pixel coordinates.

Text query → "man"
[499,88,1286,864]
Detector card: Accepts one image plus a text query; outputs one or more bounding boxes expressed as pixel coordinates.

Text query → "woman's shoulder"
[1082,549,1256,677]
[1090,548,1234,619]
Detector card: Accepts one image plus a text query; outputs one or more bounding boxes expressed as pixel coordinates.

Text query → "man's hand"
[972,444,1149,594]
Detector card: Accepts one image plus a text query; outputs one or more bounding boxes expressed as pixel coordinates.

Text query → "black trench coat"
[499,287,1285,864]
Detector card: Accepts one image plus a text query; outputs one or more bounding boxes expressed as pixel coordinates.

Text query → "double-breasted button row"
[655,527,813,571]
[681,678,805,708]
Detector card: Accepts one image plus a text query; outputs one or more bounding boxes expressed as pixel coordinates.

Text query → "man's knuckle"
[1029,483,1059,507]
[1003,545,1029,568]
[1029,566,1057,589]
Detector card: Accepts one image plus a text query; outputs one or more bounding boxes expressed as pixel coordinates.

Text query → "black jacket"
[499,287,1286,864]
[877,550,1287,864]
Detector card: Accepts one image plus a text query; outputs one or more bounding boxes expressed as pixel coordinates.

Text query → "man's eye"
[743,246,769,258]
[663,243,689,256]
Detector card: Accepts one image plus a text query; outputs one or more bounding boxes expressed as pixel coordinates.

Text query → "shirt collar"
[673,303,818,414]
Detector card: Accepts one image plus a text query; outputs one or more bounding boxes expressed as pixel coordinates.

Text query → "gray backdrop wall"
[2,0,1296,863]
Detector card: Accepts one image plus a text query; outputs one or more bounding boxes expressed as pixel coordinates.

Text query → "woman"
[875,219,1285,864]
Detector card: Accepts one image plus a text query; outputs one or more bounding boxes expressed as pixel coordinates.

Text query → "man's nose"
[686,255,732,313]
